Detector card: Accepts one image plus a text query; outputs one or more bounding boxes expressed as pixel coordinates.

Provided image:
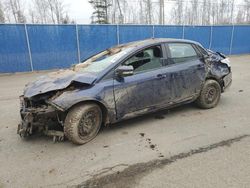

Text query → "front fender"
[50,93,104,111]
[48,86,116,124]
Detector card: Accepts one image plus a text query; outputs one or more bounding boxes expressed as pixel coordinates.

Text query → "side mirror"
[115,65,134,77]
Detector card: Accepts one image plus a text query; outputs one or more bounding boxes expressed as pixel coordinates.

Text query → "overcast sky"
[63,0,93,24]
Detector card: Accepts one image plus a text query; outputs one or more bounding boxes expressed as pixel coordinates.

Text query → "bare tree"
[4,0,26,23]
[236,7,245,24]
[139,0,144,24]
[32,0,49,23]
[143,0,152,24]
[244,0,250,23]
[2,0,250,25]
[29,0,72,24]
[172,0,184,25]
[230,0,235,23]
[191,0,199,25]
[47,0,66,24]
[62,13,72,24]
[0,1,5,23]
[29,9,35,23]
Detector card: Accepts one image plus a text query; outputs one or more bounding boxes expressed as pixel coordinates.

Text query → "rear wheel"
[64,103,102,145]
[196,79,221,109]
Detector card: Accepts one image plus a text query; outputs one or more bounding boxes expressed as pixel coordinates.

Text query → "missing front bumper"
[17,105,64,140]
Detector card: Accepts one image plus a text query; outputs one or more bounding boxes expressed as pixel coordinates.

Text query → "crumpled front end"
[18,94,65,141]
[17,69,96,141]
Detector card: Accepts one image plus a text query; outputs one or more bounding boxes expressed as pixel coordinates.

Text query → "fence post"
[229,25,235,55]
[117,24,120,45]
[75,24,81,63]
[182,25,185,39]
[152,25,155,38]
[24,24,33,71]
[209,25,213,50]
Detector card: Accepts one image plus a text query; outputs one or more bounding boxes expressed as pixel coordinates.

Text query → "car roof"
[116,38,202,49]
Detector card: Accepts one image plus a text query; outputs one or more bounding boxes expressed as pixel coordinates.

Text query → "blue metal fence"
[0,24,250,73]
[78,25,118,61]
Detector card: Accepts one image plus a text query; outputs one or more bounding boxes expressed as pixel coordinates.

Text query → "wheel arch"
[65,100,109,125]
[205,76,224,92]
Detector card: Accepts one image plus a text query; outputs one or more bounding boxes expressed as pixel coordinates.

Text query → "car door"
[154,42,206,106]
[113,45,165,119]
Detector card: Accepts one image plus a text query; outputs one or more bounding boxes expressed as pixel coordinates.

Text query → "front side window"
[167,43,198,64]
[123,45,163,73]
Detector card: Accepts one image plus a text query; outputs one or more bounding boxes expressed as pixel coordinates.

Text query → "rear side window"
[196,45,209,56]
[167,43,198,64]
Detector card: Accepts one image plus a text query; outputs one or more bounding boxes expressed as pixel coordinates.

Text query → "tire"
[196,79,221,109]
[64,103,102,145]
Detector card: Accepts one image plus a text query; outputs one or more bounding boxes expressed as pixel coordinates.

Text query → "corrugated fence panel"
[231,25,250,54]
[210,26,232,54]
[27,24,78,70]
[0,24,30,73]
[184,26,211,48]
[119,25,153,44]
[78,25,117,60]
[154,25,183,38]
[1,24,250,73]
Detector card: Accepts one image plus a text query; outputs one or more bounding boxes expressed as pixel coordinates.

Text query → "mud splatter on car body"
[17,38,232,142]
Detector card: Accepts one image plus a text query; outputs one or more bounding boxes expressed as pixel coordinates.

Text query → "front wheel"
[196,79,221,109]
[64,103,102,145]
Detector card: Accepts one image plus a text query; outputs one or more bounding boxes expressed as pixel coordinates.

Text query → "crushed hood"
[23,69,97,98]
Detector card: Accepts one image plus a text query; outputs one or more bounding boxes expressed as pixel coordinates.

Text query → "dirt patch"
[49,169,55,174]
[149,144,155,149]
[144,137,162,157]
[77,135,249,188]
[158,153,164,158]
[139,133,145,137]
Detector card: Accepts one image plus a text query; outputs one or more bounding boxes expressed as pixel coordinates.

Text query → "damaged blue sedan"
[18,38,232,144]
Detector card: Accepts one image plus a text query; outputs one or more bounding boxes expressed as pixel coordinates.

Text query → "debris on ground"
[139,133,145,137]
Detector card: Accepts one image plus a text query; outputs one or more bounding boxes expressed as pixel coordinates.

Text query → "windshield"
[74,47,133,74]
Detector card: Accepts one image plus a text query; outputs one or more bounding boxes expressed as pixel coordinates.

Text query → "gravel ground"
[0,55,249,188]
[137,136,250,188]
